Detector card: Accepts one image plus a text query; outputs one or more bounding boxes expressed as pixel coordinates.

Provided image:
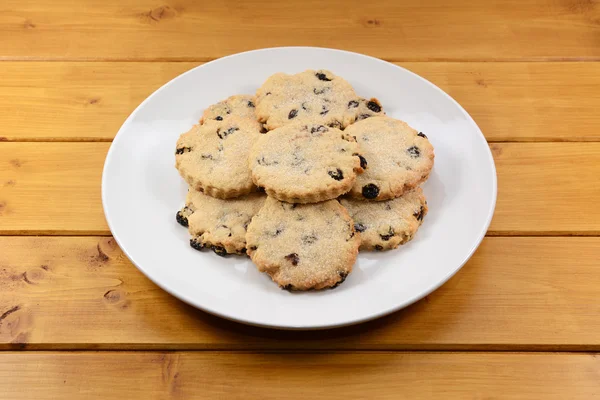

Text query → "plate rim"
[102,46,498,330]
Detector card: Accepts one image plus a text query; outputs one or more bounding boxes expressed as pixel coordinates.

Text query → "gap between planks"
[2,57,600,63]
[2,345,600,353]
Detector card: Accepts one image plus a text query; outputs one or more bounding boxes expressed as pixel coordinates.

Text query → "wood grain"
[0,352,599,399]
[1,236,599,350]
[1,0,600,61]
[1,62,600,142]
[1,143,599,235]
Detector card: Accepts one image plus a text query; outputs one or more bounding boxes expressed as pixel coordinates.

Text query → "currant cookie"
[177,189,266,256]
[246,197,360,290]
[340,187,428,251]
[345,116,434,200]
[255,69,372,130]
[249,123,364,203]
[175,116,262,198]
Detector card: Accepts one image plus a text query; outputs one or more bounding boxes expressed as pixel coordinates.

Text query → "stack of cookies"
[175,70,434,291]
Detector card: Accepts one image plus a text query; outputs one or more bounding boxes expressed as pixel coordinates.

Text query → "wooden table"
[1,0,599,398]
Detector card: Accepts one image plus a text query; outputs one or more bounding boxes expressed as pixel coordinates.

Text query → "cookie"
[340,187,428,251]
[175,116,262,199]
[255,69,376,130]
[344,116,434,200]
[246,197,359,290]
[178,189,266,256]
[200,94,258,124]
[249,123,364,203]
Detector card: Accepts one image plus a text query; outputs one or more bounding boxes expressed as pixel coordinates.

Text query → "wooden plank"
[0,143,110,235]
[490,143,600,234]
[1,0,599,61]
[1,62,600,142]
[1,143,599,235]
[0,352,598,399]
[1,236,599,350]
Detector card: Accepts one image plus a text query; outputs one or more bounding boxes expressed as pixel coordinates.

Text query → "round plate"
[102,47,496,330]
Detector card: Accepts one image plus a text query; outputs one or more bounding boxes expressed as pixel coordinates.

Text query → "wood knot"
[0,201,6,215]
[0,137,7,141]
[0,305,21,325]
[143,5,178,23]
[103,289,122,303]
[366,19,382,26]
[88,98,100,105]
[5,180,16,187]
[103,289,131,310]
[490,144,503,158]
[475,78,488,88]
[9,159,22,168]
[22,269,45,285]
[23,20,36,29]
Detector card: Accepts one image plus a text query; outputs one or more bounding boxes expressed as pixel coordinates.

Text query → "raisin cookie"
[249,123,364,203]
[255,69,378,130]
[345,116,434,200]
[175,116,262,199]
[246,197,359,290]
[340,187,428,251]
[177,189,266,256]
[200,94,257,124]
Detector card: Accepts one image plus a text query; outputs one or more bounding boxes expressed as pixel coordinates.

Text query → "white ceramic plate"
[102,47,496,330]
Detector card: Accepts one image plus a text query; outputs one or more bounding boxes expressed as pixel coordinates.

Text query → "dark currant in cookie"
[362,183,380,199]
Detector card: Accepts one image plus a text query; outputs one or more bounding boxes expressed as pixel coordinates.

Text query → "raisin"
[417,132,427,138]
[190,238,204,251]
[212,245,228,257]
[320,106,329,116]
[414,206,425,221]
[407,146,420,158]
[215,116,223,121]
[315,72,331,81]
[257,156,279,166]
[357,114,372,121]
[288,109,298,119]
[249,246,258,251]
[271,227,284,237]
[314,87,330,95]
[374,245,384,251]
[217,126,239,139]
[282,284,294,291]
[328,168,344,180]
[285,253,300,266]
[354,223,367,232]
[328,120,342,129]
[176,211,188,227]
[247,101,255,108]
[362,184,380,199]
[310,125,327,134]
[356,154,367,169]
[380,227,395,241]
[331,271,348,289]
[266,92,272,96]
[175,147,190,155]
[367,100,382,113]
[348,100,359,108]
